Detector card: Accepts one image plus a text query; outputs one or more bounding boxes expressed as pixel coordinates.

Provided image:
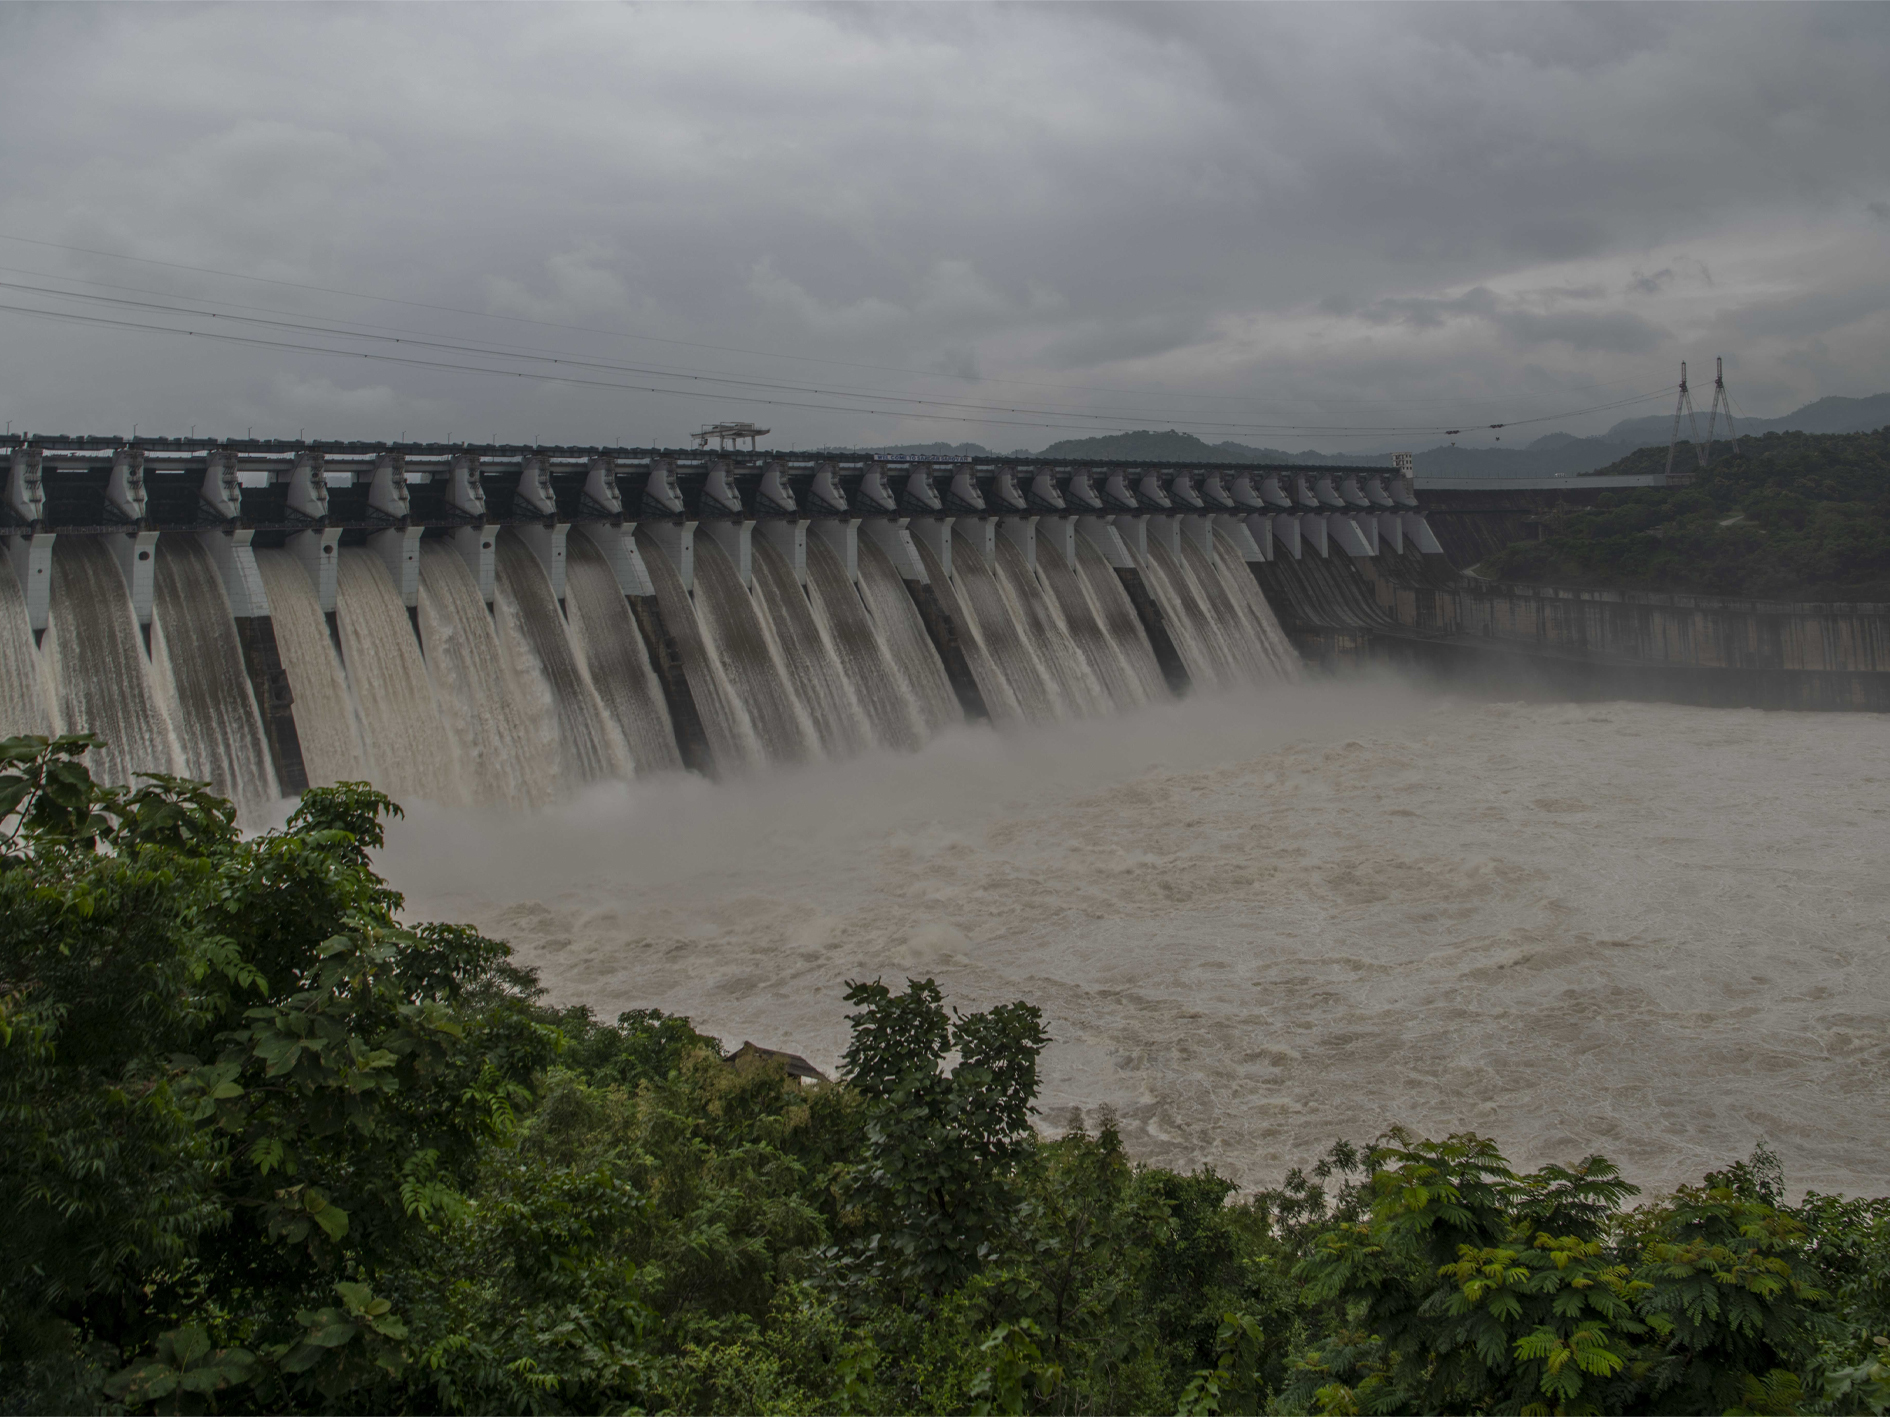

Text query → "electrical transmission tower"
[1701,357,1737,467]
[1664,361,1701,479]
[1666,358,1739,478]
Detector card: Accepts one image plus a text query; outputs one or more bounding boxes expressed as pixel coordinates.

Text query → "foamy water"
[384,678,1890,1197]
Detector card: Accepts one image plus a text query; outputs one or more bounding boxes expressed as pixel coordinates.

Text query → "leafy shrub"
[3,734,1886,1415]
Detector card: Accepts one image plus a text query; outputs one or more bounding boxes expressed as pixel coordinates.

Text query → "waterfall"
[150,537,277,815]
[1136,541,1247,693]
[419,541,550,807]
[991,533,1112,717]
[12,507,1308,813]
[940,534,1062,721]
[42,537,177,791]
[493,533,627,790]
[0,552,51,737]
[636,528,765,775]
[255,550,368,787]
[335,547,467,807]
[1172,537,1277,686]
[1211,532,1302,682]
[805,534,942,751]
[751,537,875,758]
[688,534,820,764]
[562,535,682,776]
[853,535,970,739]
[1072,541,1169,707]
[911,535,1022,723]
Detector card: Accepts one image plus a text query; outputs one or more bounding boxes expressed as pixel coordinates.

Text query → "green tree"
[840,977,1050,1298]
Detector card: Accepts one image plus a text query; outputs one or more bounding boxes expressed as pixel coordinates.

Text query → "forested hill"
[828,392,1890,480]
[1601,391,1890,445]
[1032,429,1362,465]
[1026,428,1682,479]
[1484,427,1890,601]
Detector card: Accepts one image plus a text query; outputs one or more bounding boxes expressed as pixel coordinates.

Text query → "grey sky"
[1,2,1885,452]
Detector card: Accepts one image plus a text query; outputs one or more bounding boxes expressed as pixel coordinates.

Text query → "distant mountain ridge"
[822,391,1890,480]
[1598,392,1890,446]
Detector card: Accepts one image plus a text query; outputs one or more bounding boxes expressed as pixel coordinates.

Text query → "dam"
[2,436,1881,815]
[0,437,1368,810]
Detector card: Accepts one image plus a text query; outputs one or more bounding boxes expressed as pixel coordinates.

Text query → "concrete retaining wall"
[1252,549,1890,711]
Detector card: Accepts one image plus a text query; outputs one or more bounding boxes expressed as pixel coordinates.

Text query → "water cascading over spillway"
[4,527,1304,808]
[929,535,1060,723]
[911,536,1024,725]
[688,534,821,765]
[0,546,51,737]
[254,550,368,788]
[0,443,1451,811]
[562,535,682,776]
[150,537,277,815]
[1137,540,1259,695]
[637,527,767,773]
[1210,533,1302,682]
[1043,540,1169,709]
[41,537,178,791]
[804,534,944,752]
[854,536,966,736]
[493,533,630,791]
[334,547,467,808]
[989,533,1113,718]
[419,540,548,807]
[751,537,876,759]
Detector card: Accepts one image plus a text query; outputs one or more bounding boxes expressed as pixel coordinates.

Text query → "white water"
[751,537,875,759]
[150,537,277,816]
[389,684,1890,1198]
[945,535,1065,721]
[1213,534,1303,681]
[1076,541,1172,706]
[494,533,628,791]
[1138,542,1245,693]
[636,528,766,774]
[419,541,549,807]
[563,535,682,777]
[41,538,178,790]
[335,547,467,807]
[692,534,822,764]
[805,535,935,752]
[254,550,369,788]
[9,526,1298,810]
[851,536,963,743]
[0,548,52,737]
[994,535,1112,717]
[912,536,1025,724]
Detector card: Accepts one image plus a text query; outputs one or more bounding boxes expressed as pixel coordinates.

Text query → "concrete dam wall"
[1,438,1316,813]
[6,435,1880,817]
[1256,485,1890,710]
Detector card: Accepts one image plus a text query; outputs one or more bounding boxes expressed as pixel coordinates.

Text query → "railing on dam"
[2,436,1457,623]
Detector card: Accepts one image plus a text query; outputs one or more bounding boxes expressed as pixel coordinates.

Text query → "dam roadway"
[1,435,1882,811]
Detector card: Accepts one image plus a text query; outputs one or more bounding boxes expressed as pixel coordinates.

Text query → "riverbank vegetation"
[6,734,1890,1415]
[1483,427,1890,601]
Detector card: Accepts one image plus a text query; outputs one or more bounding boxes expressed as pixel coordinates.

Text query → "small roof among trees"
[727,1041,829,1083]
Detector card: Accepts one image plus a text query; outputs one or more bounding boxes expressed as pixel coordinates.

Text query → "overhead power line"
[0,231,1673,420]
[0,282,1677,439]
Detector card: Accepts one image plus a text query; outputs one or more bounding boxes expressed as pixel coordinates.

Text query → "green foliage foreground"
[5,734,1890,1416]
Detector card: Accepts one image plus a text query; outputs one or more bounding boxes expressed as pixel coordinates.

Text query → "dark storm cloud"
[1356,287,1665,353]
[0,2,1886,449]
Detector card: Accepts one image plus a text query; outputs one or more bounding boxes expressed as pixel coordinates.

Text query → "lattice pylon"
[1664,362,1701,478]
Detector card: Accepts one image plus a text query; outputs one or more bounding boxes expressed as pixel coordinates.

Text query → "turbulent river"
[385,677,1890,1198]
